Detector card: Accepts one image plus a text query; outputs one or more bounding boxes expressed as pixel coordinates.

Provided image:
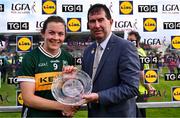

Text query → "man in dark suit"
[81,4,140,117]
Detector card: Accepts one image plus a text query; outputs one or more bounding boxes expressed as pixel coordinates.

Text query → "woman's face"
[41,22,65,54]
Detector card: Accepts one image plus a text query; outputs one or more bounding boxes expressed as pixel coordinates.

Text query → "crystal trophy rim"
[51,69,92,105]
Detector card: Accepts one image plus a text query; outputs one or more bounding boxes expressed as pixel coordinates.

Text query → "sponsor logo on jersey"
[143,18,157,32]
[38,62,48,67]
[171,36,180,50]
[172,87,180,101]
[119,1,133,15]
[35,72,61,91]
[144,69,158,84]
[50,60,60,63]
[42,0,56,14]
[67,18,81,32]
[16,36,33,52]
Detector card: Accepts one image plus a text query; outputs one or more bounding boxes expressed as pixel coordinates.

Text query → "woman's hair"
[41,16,66,34]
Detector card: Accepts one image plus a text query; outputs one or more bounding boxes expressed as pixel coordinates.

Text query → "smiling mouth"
[49,39,61,44]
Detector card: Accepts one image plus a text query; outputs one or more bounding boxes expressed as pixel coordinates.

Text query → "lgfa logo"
[67,18,81,32]
[42,0,56,14]
[172,87,180,101]
[171,36,180,50]
[143,18,157,32]
[16,36,33,52]
[144,69,158,84]
[119,1,133,15]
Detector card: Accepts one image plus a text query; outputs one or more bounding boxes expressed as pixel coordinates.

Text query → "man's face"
[88,9,113,42]
[41,22,65,53]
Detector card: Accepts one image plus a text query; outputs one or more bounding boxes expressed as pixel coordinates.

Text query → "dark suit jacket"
[82,34,140,117]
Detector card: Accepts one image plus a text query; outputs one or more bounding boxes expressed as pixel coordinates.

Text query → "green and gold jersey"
[16,45,74,117]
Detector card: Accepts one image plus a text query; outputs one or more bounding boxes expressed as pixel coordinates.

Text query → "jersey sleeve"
[16,52,36,82]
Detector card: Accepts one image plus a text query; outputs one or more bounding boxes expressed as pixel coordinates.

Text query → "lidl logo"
[172,87,180,101]
[67,18,81,32]
[16,36,33,52]
[171,36,180,50]
[144,69,158,84]
[119,1,133,15]
[16,90,23,106]
[42,0,56,14]
[143,18,157,32]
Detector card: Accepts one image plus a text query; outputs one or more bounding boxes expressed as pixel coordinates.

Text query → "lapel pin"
[91,49,95,54]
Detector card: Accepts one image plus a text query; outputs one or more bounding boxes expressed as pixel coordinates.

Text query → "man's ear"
[110,19,113,25]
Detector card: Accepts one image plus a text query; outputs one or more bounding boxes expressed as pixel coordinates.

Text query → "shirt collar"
[38,43,61,58]
[96,32,112,50]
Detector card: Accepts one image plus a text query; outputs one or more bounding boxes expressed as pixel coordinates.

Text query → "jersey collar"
[38,44,61,58]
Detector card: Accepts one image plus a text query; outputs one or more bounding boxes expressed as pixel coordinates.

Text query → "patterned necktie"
[92,44,103,80]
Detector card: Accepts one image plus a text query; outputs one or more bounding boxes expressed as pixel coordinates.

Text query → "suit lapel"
[88,43,96,78]
[93,34,116,82]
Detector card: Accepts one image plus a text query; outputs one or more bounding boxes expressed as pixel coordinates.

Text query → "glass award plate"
[51,70,92,105]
